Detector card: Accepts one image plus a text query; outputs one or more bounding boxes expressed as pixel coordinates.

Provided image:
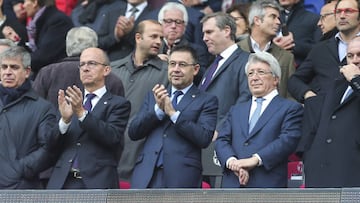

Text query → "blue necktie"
[199,55,223,90]
[71,93,96,170]
[172,90,183,110]
[83,93,96,111]
[249,98,265,133]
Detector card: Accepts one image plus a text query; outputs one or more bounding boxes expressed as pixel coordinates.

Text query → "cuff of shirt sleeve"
[253,153,262,166]
[226,157,237,169]
[154,104,165,120]
[59,118,71,134]
[170,111,180,123]
[78,110,88,122]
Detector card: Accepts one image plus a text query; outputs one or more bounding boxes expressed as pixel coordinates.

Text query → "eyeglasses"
[334,8,359,16]
[163,18,185,25]
[168,61,196,68]
[247,70,273,77]
[320,12,334,22]
[79,60,108,69]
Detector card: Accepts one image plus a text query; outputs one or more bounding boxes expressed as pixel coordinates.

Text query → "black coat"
[0,89,57,189]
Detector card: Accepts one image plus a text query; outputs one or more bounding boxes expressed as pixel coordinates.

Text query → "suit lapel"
[211,48,240,81]
[333,78,353,111]
[326,38,340,63]
[248,96,283,138]
[176,85,199,112]
[240,101,252,138]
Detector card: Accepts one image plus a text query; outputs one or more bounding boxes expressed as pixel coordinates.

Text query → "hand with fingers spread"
[59,85,86,121]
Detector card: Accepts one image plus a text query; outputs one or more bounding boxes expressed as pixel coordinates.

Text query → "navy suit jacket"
[47,92,130,189]
[202,46,251,127]
[215,95,303,188]
[129,85,218,188]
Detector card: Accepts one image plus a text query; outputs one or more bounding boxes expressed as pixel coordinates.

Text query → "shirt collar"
[252,89,278,102]
[171,83,193,95]
[127,1,147,13]
[219,43,238,60]
[84,86,107,99]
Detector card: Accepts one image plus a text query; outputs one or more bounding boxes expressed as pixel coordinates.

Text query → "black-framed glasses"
[247,70,273,77]
[334,8,359,16]
[163,18,185,25]
[320,12,334,22]
[168,61,196,68]
[79,60,108,69]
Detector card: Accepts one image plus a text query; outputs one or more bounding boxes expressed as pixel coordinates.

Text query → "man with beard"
[111,19,169,184]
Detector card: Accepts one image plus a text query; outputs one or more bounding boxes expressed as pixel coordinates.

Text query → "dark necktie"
[71,93,96,170]
[172,90,183,110]
[83,93,96,112]
[249,97,265,133]
[129,6,138,18]
[199,55,223,90]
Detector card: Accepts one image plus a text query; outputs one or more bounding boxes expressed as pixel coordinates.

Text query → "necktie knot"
[255,97,265,104]
[129,6,138,17]
[84,93,96,111]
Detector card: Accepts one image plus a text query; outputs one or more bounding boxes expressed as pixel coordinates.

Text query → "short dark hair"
[169,45,198,64]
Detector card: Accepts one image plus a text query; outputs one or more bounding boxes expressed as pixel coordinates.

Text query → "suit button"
[163,134,167,138]
[331,115,336,119]
[76,142,81,146]
[326,138,332,143]
[244,142,249,146]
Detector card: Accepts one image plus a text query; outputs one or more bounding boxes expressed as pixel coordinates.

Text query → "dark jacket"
[0,88,57,189]
[31,6,73,75]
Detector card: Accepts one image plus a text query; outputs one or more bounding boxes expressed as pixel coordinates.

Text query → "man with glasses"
[157,2,208,85]
[47,47,131,189]
[288,0,360,103]
[215,52,303,188]
[129,45,218,188]
[317,0,338,40]
[298,36,360,187]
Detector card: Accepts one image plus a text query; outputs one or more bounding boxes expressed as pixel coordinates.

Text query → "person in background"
[317,0,338,41]
[200,12,250,187]
[23,0,73,77]
[111,19,168,184]
[226,3,250,42]
[33,26,125,107]
[215,51,303,188]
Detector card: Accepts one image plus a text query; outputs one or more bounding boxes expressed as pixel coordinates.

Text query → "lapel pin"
[104,101,108,105]
[192,95,196,98]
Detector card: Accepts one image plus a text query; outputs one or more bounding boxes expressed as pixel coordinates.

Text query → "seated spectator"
[23,0,73,77]
[226,3,250,42]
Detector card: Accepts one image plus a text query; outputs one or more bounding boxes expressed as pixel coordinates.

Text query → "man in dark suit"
[298,36,360,187]
[215,52,303,188]
[129,45,218,188]
[97,0,152,61]
[199,12,251,187]
[47,48,131,189]
[288,0,360,103]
